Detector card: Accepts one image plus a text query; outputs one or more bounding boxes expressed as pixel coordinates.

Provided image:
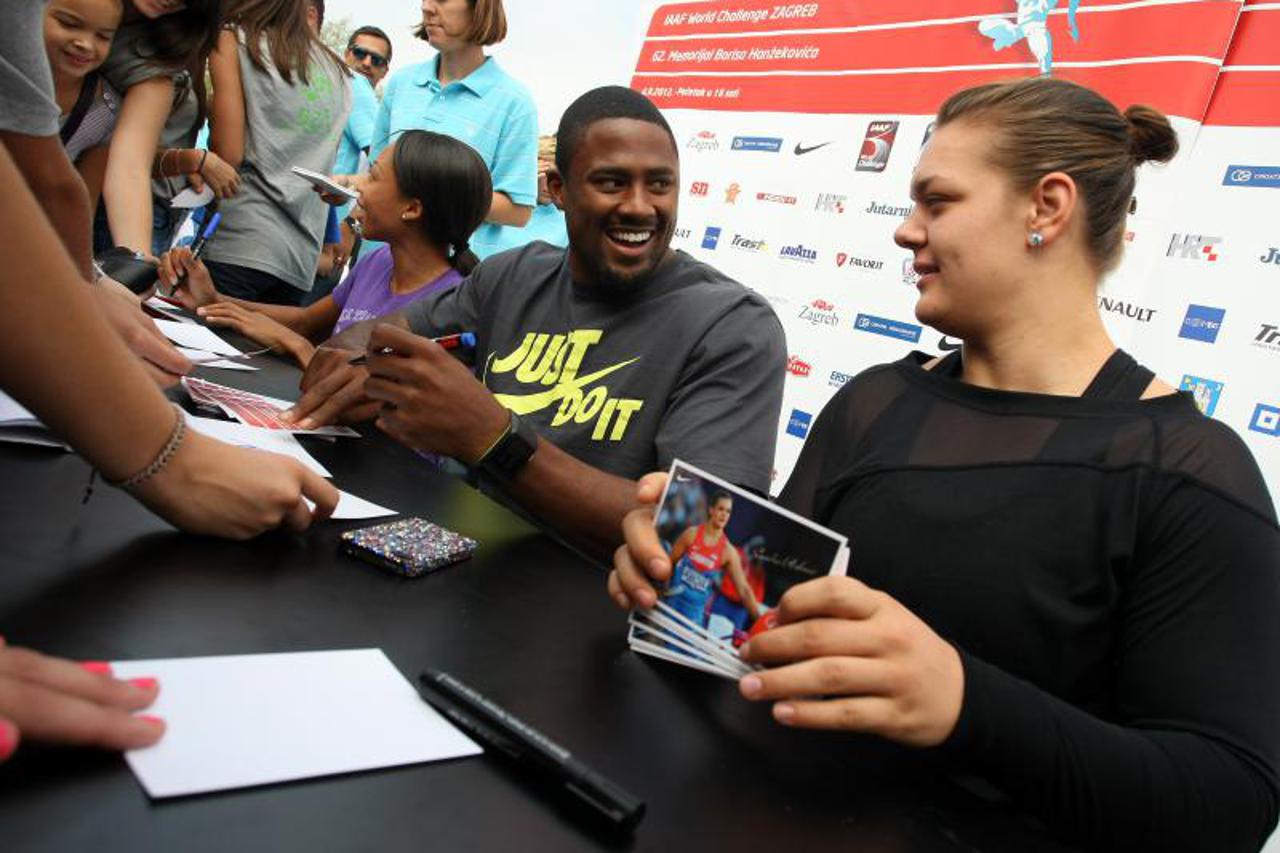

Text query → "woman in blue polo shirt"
[370,0,537,259]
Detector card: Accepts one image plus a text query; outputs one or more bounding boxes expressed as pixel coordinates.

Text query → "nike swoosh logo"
[794,142,833,155]
[938,336,962,352]
[489,358,640,415]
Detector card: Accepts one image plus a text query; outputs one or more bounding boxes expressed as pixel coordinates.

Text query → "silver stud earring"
[1028,231,1045,248]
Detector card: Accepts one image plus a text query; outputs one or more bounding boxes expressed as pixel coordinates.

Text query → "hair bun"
[1124,104,1178,165]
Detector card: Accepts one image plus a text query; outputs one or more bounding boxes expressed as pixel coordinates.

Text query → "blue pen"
[189,211,222,260]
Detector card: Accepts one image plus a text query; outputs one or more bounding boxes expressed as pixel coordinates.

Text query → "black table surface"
[0,349,1080,852]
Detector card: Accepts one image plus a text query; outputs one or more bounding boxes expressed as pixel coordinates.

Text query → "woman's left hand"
[738,575,965,747]
[198,303,305,359]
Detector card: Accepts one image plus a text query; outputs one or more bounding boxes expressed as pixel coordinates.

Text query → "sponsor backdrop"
[631,0,1280,497]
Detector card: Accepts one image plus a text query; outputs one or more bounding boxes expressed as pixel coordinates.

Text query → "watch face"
[479,413,537,480]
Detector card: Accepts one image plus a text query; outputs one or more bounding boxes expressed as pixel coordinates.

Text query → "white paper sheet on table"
[326,490,397,520]
[175,346,258,372]
[144,296,195,323]
[113,649,481,798]
[153,318,243,357]
[183,413,331,477]
[0,390,71,449]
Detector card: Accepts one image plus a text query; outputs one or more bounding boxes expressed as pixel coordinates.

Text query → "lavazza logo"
[836,252,883,271]
[779,243,818,263]
[686,131,719,152]
[730,233,768,252]
[865,200,913,218]
[1097,296,1156,323]
[1255,322,1280,354]
[798,299,839,326]
[786,355,812,377]
[1167,233,1222,262]
[814,193,846,214]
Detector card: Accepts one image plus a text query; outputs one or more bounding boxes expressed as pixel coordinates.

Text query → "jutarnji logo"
[1179,304,1226,343]
[835,252,883,271]
[686,131,719,152]
[756,192,797,206]
[786,408,813,439]
[1249,403,1280,437]
[786,355,812,377]
[779,244,818,263]
[857,120,898,172]
[701,226,721,250]
[798,299,839,326]
[1254,323,1280,353]
[1167,233,1222,262]
[1179,375,1224,417]
[854,313,922,343]
[814,193,846,214]
[729,233,767,252]
[1261,247,1280,265]
[1222,165,1280,188]
[688,181,709,197]
[732,136,783,153]
[866,200,913,217]
[1097,296,1156,323]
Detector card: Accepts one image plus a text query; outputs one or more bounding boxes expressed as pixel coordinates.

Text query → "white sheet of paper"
[113,649,481,798]
[0,392,70,449]
[153,318,243,357]
[320,490,397,520]
[175,346,258,372]
[184,413,331,477]
[169,185,215,209]
[0,390,38,426]
[143,296,195,323]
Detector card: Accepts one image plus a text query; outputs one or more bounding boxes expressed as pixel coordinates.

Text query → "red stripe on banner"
[1203,71,1280,125]
[643,0,1157,38]
[1221,8,1280,66]
[633,62,1222,119]
[635,5,1237,75]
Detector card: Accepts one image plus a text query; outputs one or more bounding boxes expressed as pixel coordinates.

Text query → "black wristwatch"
[472,411,538,482]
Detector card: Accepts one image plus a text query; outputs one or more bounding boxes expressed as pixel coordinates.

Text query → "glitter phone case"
[340,517,477,578]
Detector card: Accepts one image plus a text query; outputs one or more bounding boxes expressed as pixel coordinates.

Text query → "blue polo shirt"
[372,55,538,259]
[332,73,377,221]
[484,202,568,255]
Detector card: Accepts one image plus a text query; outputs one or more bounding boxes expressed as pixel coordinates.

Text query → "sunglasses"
[349,45,388,68]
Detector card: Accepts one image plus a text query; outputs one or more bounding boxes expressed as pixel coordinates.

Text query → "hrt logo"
[701,226,721,250]
[1167,233,1222,262]
[1249,404,1280,437]
[1254,323,1280,353]
[786,356,812,377]
[689,181,709,197]
[814,193,846,214]
[857,120,899,172]
[725,183,742,204]
[786,408,813,439]
[1179,375,1224,417]
[686,131,719,152]
[798,299,839,326]
[1261,247,1279,265]
[1179,304,1226,343]
[835,252,883,271]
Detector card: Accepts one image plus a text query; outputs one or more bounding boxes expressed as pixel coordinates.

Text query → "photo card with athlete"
[628,460,849,679]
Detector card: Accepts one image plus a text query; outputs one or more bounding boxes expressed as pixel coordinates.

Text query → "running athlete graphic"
[663,492,763,630]
[978,0,1081,75]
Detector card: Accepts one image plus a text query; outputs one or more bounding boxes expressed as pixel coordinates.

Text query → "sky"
[323,0,672,132]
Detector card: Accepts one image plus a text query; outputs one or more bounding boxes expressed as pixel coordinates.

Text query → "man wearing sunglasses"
[345,26,393,87]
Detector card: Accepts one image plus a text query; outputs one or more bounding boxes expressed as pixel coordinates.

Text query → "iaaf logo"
[797,299,839,326]
[756,192,797,205]
[814,193,846,214]
[835,252,884,270]
[857,120,899,172]
[1254,323,1280,353]
[730,233,767,252]
[1097,297,1156,323]
[1167,233,1222,262]
[688,181,709,197]
[686,131,719,152]
[786,355,812,377]
[779,244,818,263]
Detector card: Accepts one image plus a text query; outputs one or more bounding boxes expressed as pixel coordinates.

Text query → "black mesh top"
[778,350,1280,852]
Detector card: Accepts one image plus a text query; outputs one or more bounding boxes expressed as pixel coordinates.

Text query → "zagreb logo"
[854,313,923,344]
[1097,297,1156,323]
[1167,233,1222,262]
[978,0,1081,76]
[731,136,784,153]
[786,355,812,377]
[730,233,767,252]
[688,181,709,197]
[1179,375,1224,417]
[814,193,846,214]
[1178,304,1226,343]
[856,121,899,172]
[1254,323,1280,353]
[1262,248,1279,265]
[786,408,813,439]
[779,244,818,263]
[1249,404,1280,438]
[798,299,839,326]
[686,131,719,152]
[701,226,722,250]
[835,252,884,271]
[756,192,798,206]
[1222,165,1280,188]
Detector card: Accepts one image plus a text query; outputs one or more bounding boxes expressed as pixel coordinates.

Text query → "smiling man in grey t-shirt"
[286,87,785,557]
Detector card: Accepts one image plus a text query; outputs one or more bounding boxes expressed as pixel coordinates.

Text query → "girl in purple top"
[159,130,491,367]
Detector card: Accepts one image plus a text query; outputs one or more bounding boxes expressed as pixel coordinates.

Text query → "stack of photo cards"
[628,461,849,681]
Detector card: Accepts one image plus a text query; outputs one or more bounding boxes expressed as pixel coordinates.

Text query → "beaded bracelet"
[107,403,187,491]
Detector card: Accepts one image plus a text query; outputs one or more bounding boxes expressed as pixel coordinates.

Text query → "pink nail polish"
[774,703,796,725]
[128,677,159,692]
[80,661,113,675]
[138,715,165,727]
[0,721,19,760]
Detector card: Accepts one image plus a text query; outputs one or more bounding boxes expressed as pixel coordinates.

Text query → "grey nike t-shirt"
[404,242,786,491]
[0,2,59,136]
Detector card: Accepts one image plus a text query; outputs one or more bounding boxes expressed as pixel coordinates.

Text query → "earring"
[401,214,409,221]
[1028,231,1045,248]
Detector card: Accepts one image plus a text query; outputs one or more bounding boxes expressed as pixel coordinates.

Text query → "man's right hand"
[608,472,672,610]
[282,346,377,428]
